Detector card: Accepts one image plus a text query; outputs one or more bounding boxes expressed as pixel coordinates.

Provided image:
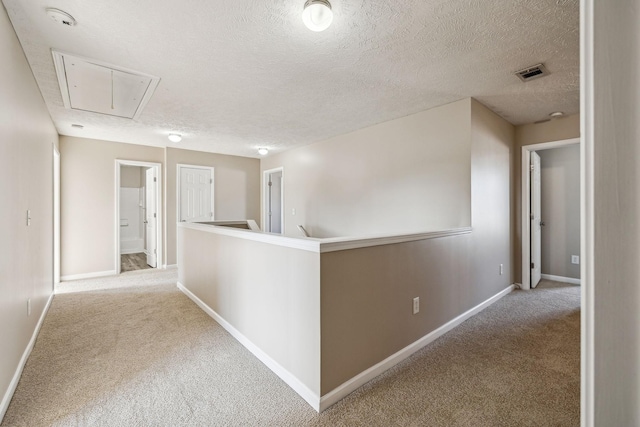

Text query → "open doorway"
[263,167,284,234]
[115,160,162,274]
[521,137,580,289]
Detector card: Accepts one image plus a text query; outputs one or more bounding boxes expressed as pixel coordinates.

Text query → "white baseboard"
[120,248,145,255]
[177,282,321,411]
[318,284,515,411]
[179,281,514,413]
[0,292,54,423]
[541,274,581,285]
[60,270,117,282]
[162,264,177,270]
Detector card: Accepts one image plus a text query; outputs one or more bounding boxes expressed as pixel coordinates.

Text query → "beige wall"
[591,0,640,423]
[60,141,260,276]
[320,234,473,393]
[470,99,515,297]
[60,137,164,277]
[319,100,515,393]
[120,166,143,188]
[261,99,472,238]
[513,115,580,283]
[0,8,58,420]
[164,148,260,265]
[178,226,321,394]
[539,146,580,279]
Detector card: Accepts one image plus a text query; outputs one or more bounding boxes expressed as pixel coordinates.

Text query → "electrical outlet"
[27,299,31,316]
[292,208,296,215]
[571,255,580,265]
[499,264,504,275]
[413,297,419,315]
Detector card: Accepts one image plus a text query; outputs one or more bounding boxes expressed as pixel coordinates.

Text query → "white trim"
[115,160,163,274]
[162,264,178,270]
[580,0,595,423]
[177,282,321,411]
[262,167,284,234]
[0,293,54,423]
[521,138,580,290]
[176,164,215,223]
[179,222,472,254]
[179,222,320,252]
[60,270,117,282]
[178,280,513,413]
[319,285,516,411]
[540,274,581,285]
[318,227,472,253]
[120,248,145,255]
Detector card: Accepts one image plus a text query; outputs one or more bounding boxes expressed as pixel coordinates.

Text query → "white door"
[179,167,213,222]
[530,151,542,288]
[267,171,283,234]
[145,168,157,268]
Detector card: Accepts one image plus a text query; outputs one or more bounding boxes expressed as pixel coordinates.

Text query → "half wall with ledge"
[177,221,514,412]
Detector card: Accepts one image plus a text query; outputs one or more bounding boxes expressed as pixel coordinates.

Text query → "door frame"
[115,160,163,274]
[53,145,60,289]
[176,164,215,224]
[262,167,284,234]
[520,137,580,290]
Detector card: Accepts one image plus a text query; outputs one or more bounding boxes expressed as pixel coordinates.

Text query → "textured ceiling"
[3,0,579,158]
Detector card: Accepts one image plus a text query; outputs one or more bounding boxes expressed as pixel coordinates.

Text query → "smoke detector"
[46,8,77,26]
[514,63,549,82]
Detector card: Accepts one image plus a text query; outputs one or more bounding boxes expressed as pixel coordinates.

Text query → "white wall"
[261,99,472,238]
[0,7,58,421]
[538,146,580,279]
[119,166,144,253]
[588,0,640,424]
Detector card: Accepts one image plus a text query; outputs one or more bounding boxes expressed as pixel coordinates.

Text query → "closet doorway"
[521,138,580,289]
[115,160,163,273]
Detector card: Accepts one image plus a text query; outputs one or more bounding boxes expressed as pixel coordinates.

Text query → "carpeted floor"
[2,271,580,426]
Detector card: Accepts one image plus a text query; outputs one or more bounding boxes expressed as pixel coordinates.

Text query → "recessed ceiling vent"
[514,63,549,82]
[51,50,160,120]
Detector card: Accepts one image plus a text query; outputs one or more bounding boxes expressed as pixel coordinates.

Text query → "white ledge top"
[179,222,472,253]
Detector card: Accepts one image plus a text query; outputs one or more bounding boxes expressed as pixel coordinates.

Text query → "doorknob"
[540,220,545,226]
[144,220,148,224]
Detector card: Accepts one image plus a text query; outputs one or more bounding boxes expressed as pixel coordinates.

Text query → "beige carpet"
[3,273,580,426]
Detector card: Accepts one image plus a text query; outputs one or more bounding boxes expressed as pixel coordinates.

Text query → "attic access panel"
[52,50,160,120]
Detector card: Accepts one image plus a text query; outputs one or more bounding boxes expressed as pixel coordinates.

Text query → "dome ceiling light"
[168,133,182,143]
[302,0,333,32]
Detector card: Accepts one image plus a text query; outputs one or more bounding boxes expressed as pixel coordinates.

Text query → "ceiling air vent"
[51,50,160,120]
[514,63,549,82]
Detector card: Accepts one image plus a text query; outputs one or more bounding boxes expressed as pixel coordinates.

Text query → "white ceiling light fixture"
[302,0,333,32]
[46,8,77,27]
[258,147,269,155]
[549,111,564,118]
[168,133,182,143]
